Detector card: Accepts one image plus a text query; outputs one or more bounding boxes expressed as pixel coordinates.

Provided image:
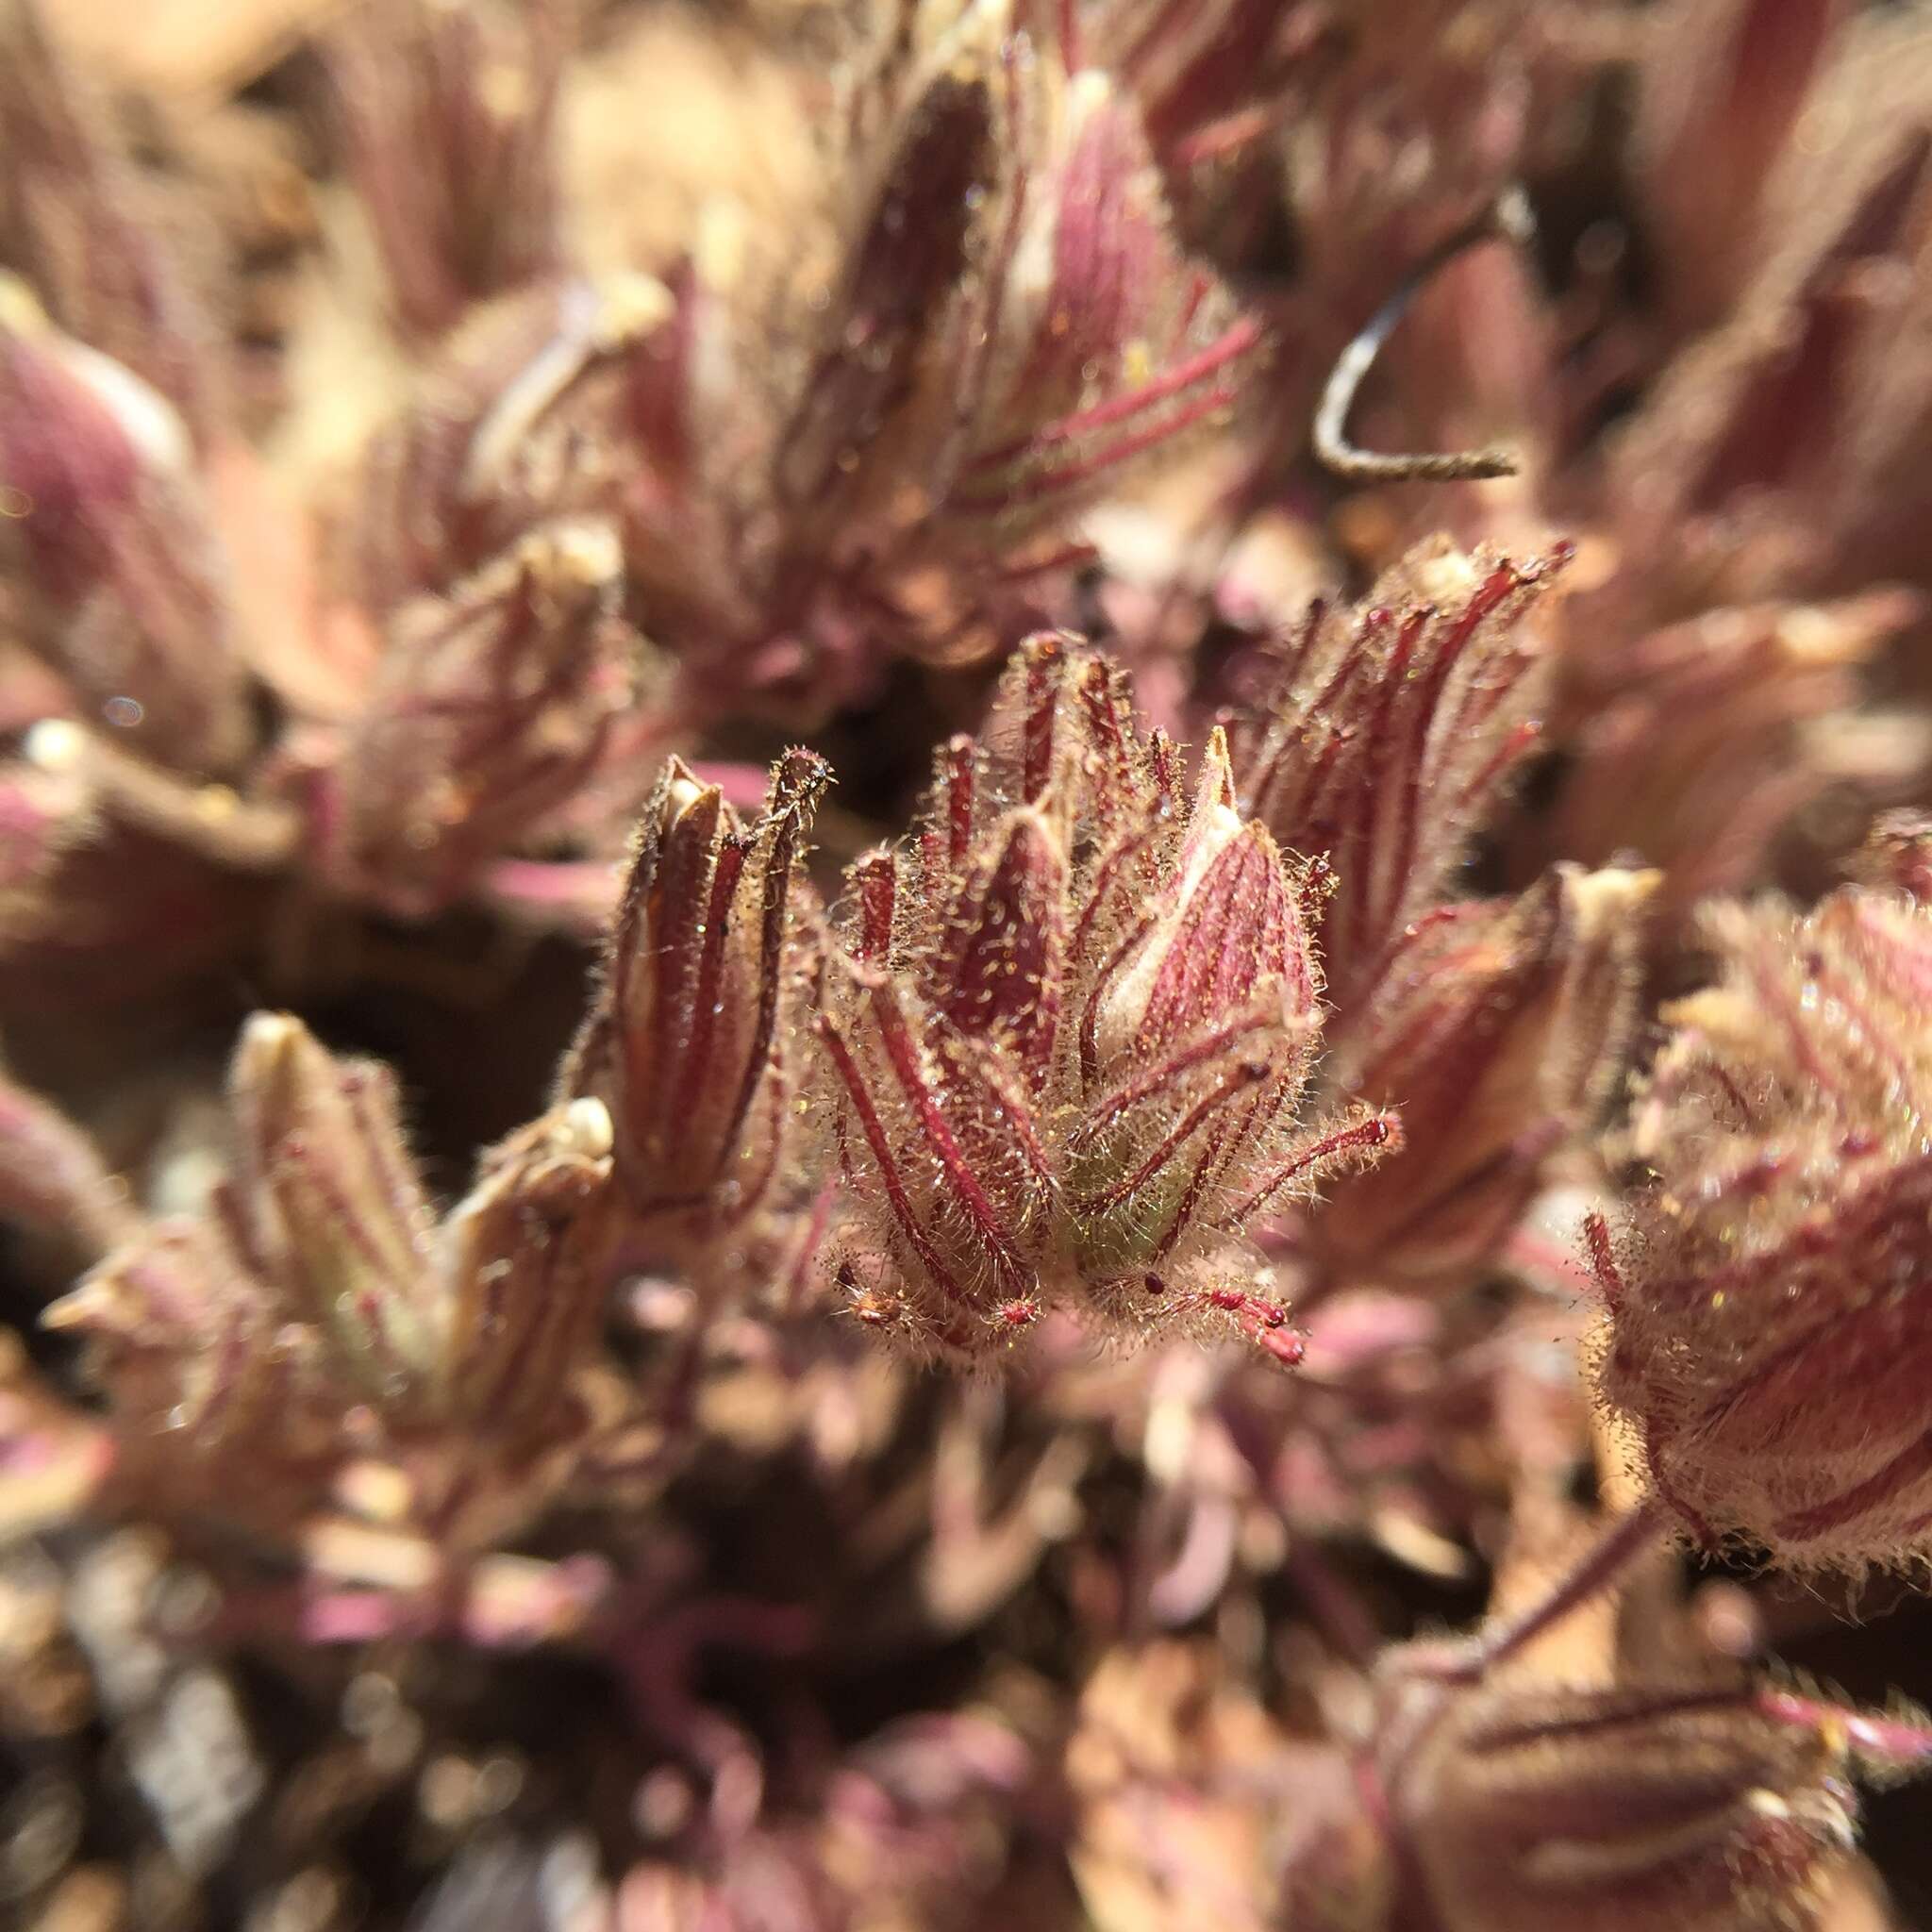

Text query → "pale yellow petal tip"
[592,271,675,346]
[237,1008,319,1076]
[0,271,49,336]
[241,1008,308,1051]
[1567,865,1664,929]
[1407,541,1483,608]
[559,1096,614,1161]
[521,516,624,591]
[41,1284,108,1332]
[1194,725,1240,819]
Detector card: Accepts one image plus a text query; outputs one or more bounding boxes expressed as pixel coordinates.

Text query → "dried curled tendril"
[1314,186,1535,486]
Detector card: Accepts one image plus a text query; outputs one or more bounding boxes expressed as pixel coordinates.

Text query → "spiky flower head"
[1223,540,1568,1014]
[1594,852,1932,1568]
[815,634,1392,1367]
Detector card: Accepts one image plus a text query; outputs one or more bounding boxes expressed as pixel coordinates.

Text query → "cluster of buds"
[0,4,673,1001]
[0,0,1301,1011]
[341,1,1270,725]
[814,635,1394,1367]
[42,1015,618,1543]
[1594,829,1932,1567]
[1317,4,1932,943]
[11,4,1932,1923]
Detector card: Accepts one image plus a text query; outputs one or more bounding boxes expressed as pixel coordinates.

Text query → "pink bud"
[773,63,993,513]
[0,2,223,434]
[320,518,638,917]
[943,71,1267,525]
[1225,541,1567,1013]
[817,636,1393,1366]
[0,280,252,771]
[1317,866,1655,1289]
[568,747,829,1266]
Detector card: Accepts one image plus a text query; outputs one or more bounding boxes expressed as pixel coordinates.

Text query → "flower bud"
[1316,865,1655,1288]
[226,1012,441,1408]
[329,0,566,342]
[773,59,993,515]
[1224,541,1567,1013]
[1596,884,1932,1566]
[1384,1671,1919,1932]
[44,1014,622,1524]
[42,1215,344,1519]
[817,637,1393,1365]
[567,747,829,1264]
[0,278,252,771]
[431,1096,616,1439]
[1068,730,1334,1291]
[352,275,676,614]
[941,69,1266,525]
[318,518,638,917]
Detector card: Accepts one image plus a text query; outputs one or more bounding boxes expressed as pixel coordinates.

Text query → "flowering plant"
[5,3,1932,1926]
